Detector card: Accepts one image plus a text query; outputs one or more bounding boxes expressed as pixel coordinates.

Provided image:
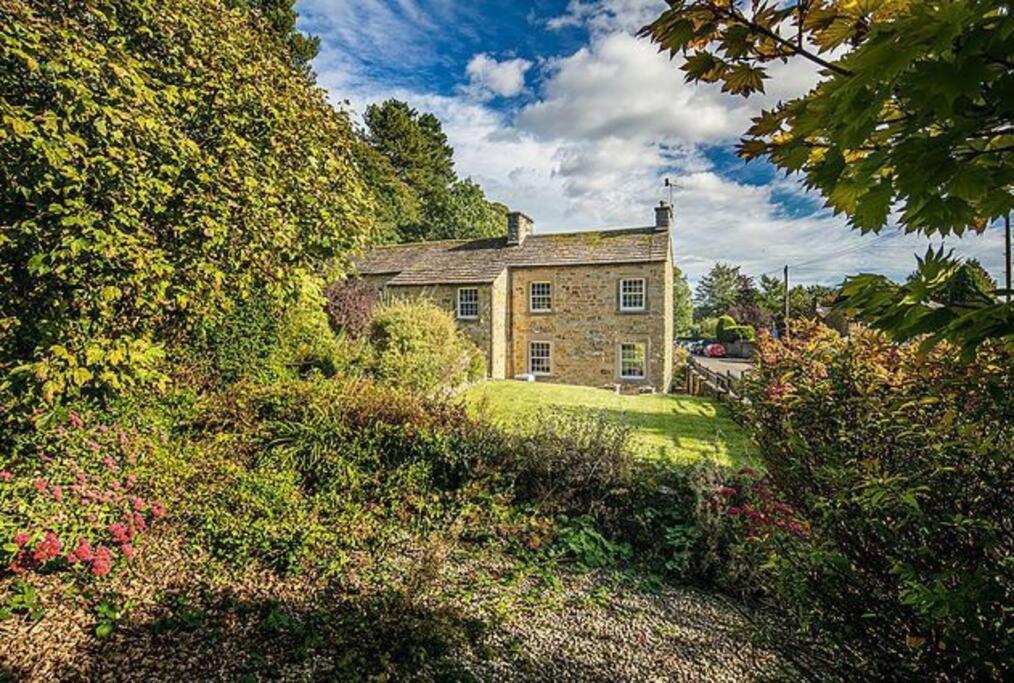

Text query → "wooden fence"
[683,357,751,410]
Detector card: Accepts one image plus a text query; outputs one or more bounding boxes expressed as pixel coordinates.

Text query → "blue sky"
[296,0,1007,287]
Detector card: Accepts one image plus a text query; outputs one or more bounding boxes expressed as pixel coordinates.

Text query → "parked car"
[705,343,727,358]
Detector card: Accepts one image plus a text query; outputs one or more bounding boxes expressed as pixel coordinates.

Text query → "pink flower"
[33,479,48,493]
[150,501,165,519]
[69,538,94,563]
[131,496,145,512]
[51,485,63,501]
[125,474,137,489]
[0,470,13,482]
[13,532,30,546]
[32,532,62,563]
[109,523,131,544]
[91,545,113,576]
[68,411,84,429]
[102,456,118,472]
[132,512,147,531]
[120,543,135,561]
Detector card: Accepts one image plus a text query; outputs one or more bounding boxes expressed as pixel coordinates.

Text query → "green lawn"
[462,381,757,467]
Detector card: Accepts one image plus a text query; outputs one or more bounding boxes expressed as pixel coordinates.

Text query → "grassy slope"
[463,381,757,467]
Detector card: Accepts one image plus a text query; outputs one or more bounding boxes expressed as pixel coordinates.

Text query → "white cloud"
[299,0,1006,288]
[546,0,666,34]
[463,53,532,99]
[520,33,752,144]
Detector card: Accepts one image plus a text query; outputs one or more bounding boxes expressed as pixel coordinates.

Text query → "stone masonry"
[354,204,674,392]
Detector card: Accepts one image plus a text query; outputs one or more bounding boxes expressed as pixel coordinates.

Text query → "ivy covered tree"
[0,0,374,403]
[229,0,320,72]
[641,0,1014,353]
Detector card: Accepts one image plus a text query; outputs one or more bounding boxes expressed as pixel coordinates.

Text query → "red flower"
[109,523,131,544]
[91,545,113,576]
[32,532,62,563]
[69,538,94,563]
[13,532,30,546]
[717,486,737,497]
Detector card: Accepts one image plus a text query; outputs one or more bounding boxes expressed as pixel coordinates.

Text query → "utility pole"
[783,265,790,337]
[1006,213,1011,304]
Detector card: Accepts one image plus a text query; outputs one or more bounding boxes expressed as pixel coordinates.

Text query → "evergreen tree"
[361,99,506,243]
[694,263,746,319]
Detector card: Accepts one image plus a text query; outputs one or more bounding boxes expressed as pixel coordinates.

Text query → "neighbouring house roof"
[354,227,670,285]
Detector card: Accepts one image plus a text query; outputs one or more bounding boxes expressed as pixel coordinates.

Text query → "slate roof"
[355,227,670,285]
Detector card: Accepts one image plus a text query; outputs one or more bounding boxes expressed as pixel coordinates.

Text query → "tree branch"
[706,1,854,77]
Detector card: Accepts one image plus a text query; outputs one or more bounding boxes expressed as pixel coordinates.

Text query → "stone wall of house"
[384,283,497,378]
[507,260,673,392]
[489,271,508,379]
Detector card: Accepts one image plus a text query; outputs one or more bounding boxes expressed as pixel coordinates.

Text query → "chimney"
[654,201,673,231]
[507,211,533,245]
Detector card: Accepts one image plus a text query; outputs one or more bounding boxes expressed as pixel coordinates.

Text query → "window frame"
[618,342,646,380]
[456,287,479,320]
[618,278,646,312]
[528,340,552,376]
[529,281,553,313]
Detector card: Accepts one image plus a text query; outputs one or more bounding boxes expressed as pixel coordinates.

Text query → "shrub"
[714,315,737,341]
[503,411,633,515]
[149,378,493,574]
[369,300,486,394]
[272,280,345,378]
[324,280,380,339]
[188,279,345,384]
[737,321,1013,678]
[0,408,165,580]
[716,315,754,343]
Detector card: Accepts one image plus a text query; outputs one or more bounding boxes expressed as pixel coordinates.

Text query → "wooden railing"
[683,357,751,409]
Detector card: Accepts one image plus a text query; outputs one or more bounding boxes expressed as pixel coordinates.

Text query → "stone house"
[355,203,675,392]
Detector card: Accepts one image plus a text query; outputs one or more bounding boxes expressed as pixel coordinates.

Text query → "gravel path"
[1,537,801,682]
[460,571,796,682]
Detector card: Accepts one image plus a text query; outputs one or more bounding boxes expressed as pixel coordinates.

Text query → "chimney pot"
[654,201,673,231]
[507,211,533,245]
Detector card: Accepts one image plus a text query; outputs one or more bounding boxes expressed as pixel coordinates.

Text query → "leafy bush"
[324,280,380,339]
[369,300,485,394]
[503,411,633,515]
[187,279,346,384]
[0,0,373,403]
[716,315,754,343]
[737,321,1013,678]
[146,378,495,574]
[0,408,165,580]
